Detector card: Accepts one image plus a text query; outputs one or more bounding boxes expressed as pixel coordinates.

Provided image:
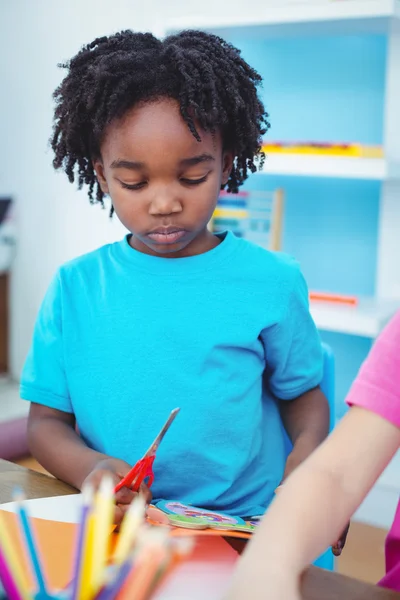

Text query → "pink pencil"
[0,547,23,600]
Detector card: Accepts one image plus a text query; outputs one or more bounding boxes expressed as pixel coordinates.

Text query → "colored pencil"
[0,511,30,600]
[0,545,23,600]
[93,558,134,600]
[1,476,193,600]
[13,489,49,598]
[70,484,94,600]
[112,495,146,566]
[88,476,115,596]
[124,530,169,600]
[79,513,95,600]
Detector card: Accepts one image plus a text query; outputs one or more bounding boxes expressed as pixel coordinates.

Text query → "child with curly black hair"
[21,29,329,526]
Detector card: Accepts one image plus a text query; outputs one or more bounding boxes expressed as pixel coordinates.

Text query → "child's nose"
[149,191,182,215]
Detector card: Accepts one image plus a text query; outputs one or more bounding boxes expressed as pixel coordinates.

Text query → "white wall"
[0,1,154,379]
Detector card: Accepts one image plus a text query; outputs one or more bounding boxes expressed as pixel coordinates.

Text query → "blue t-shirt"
[21,231,322,516]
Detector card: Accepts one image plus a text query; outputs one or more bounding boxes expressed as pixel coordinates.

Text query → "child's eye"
[120,181,147,191]
[181,175,208,186]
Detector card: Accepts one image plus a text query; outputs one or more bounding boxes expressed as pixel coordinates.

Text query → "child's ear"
[221,151,234,186]
[93,160,109,194]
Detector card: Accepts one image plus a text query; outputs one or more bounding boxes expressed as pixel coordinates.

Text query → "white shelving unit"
[261,154,400,180]
[165,0,400,342]
[167,0,400,38]
[310,297,399,337]
[164,0,400,528]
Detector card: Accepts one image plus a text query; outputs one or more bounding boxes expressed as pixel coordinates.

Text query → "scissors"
[114,408,180,494]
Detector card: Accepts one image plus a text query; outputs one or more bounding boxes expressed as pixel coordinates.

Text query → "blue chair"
[283,342,336,571]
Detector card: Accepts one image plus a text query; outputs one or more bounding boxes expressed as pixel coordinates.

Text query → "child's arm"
[28,402,109,488]
[28,403,151,524]
[224,406,400,600]
[263,264,329,478]
[278,386,329,480]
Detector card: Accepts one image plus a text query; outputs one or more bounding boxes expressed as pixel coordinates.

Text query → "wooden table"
[1,459,399,600]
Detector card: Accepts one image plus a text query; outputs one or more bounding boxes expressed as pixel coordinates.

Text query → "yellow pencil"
[70,484,94,600]
[0,511,31,600]
[79,512,95,600]
[88,475,115,596]
[112,495,146,566]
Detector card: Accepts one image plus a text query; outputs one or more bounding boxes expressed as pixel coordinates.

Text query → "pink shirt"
[346,310,400,591]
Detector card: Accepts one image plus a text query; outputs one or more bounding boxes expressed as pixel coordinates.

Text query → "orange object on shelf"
[309,292,358,306]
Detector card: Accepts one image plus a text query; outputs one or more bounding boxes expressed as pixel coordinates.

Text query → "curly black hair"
[51,29,270,210]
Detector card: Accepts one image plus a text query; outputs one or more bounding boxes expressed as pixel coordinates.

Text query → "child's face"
[94,98,232,257]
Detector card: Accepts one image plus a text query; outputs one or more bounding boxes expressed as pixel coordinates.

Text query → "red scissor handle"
[113,408,179,495]
[114,455,155,494]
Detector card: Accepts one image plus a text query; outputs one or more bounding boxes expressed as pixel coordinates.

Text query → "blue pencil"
[93,559,134,600]
[12,489,49,600]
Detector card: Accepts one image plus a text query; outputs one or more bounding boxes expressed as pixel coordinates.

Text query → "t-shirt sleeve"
[346,310,400,428]
[264,265,323,400]
[20,271,73,413]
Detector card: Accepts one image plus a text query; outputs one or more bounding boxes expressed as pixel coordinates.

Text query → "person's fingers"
[115,486,136,505]
[340,522,350,546]
[331,543,343,557]
[115,485,151,505]
[114,500,135,528]
[113,486,152,526]
[119,502,132,516]
[139,483,153,504]
[331,523,350,556]
[114,503,126,527]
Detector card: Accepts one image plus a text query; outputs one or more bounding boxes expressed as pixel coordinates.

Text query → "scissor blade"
[144,407,180,458]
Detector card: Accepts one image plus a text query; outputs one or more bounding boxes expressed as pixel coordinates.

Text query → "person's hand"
[332,522,350,556]
[82,457,152,526]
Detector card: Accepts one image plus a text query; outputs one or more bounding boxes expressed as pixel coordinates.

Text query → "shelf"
[167,0,400,38]
[259,154,400,180]
[310,297,400,337]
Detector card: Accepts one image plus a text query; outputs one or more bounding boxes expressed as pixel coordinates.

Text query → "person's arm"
[278,385,329,480]
[263,264,328,478]
[27,403,108,489]
[223,406,400,600]
[28,403,151,525]
[22,272,151,525]
[279,385,349,557]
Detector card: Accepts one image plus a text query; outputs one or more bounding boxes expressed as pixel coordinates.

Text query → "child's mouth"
[147,228,187,244]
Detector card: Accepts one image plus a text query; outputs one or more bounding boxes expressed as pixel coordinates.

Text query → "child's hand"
[332,522,350,556]
[82,458,152,526]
